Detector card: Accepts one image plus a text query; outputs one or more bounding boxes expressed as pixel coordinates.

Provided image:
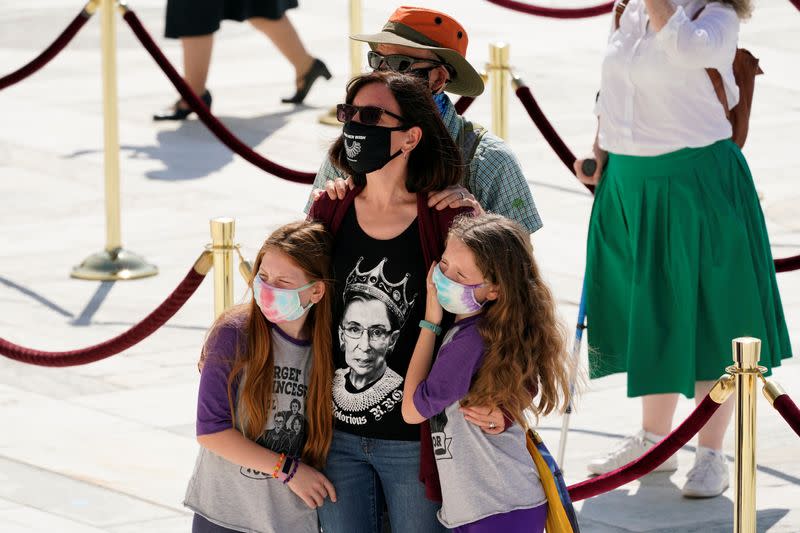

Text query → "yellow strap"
[526,431,574,533]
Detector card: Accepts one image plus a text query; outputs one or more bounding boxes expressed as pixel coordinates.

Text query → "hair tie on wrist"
[283,457,301,484]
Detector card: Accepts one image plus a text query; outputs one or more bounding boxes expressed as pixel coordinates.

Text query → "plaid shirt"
[305,95,542,233]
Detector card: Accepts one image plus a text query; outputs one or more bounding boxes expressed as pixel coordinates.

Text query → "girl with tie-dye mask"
[185,221,338,533]
[402,214,573,533]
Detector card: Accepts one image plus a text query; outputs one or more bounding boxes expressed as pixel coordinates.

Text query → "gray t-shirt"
[413,315,546,528]
[184,321,317,533]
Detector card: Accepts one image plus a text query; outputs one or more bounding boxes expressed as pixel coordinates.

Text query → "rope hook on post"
[760,373,800,440]
[235,246,254,284]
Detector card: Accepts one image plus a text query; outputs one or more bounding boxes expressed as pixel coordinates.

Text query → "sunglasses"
[367,50,447,75]
[336,103,406,126]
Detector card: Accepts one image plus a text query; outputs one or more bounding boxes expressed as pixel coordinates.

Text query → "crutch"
[556,283,587,467]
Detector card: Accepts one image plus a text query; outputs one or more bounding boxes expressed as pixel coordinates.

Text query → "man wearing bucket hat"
[306,6,542,234]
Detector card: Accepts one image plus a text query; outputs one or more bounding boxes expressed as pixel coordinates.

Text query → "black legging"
[192,514,241,533]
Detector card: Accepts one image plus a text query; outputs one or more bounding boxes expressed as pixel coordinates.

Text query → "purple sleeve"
[413,324,485,419]
[196,326,241,436]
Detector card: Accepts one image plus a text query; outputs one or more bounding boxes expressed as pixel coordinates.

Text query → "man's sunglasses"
[336,103,406,126]
[367,50,447,75]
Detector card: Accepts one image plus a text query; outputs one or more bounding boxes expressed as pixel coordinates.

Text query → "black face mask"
[342,121,407,175]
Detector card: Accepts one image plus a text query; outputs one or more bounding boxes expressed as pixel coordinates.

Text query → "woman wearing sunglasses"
[306,7,542,238]
[309,70,504,533]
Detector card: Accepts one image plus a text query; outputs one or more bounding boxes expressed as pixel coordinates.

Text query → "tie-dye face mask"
[432,263,485,315]
[253,276,315,323]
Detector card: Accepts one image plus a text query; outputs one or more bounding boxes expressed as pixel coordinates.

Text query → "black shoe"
[153,90,212,121]
[281,59,331,104]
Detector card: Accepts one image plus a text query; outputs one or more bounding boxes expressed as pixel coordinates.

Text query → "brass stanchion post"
[349,0,363,79]
[319,0,363,126]
[72,0,157,280]
[488,42,510,140]
[210,218,236,318]
[731,337,760,533]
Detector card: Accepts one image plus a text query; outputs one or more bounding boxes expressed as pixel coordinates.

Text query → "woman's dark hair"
[329,70,463,192]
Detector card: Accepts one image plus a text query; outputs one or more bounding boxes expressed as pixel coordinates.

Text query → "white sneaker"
[587,430,678,475]
[682,447,729,498]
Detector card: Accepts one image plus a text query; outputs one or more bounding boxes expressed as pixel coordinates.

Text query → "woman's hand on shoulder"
[313,176,354,202]
[427,185,483,216]
[287,462,337,509]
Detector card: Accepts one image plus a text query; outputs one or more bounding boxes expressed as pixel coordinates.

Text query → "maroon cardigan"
[309,186,469,503]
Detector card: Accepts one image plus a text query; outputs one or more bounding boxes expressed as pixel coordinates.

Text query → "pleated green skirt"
[585,140,792,398]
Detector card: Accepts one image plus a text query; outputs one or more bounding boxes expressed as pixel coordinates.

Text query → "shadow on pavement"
[64,108,304,181]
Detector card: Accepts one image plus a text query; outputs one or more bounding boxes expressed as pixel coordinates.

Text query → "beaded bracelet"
[271,453,286,479]
[283,457,301,484]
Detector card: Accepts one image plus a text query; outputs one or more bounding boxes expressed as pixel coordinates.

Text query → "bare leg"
[249,15,314,86]
[179,34,214,108]
[642,393,680,437]
[695,380,734,450]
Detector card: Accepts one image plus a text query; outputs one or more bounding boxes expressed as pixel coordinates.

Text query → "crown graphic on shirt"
[345,257,416,324]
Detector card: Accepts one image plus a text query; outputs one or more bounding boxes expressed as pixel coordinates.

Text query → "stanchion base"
[318,105,340,127]
[71,247,158,281]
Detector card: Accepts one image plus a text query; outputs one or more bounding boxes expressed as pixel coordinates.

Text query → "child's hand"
[425,263,443,326]
[287,463,337,509]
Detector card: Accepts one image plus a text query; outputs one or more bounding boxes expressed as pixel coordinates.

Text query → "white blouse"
[596,0,740,156]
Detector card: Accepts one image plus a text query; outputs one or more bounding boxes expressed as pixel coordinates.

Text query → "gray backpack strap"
[458,117,488,185]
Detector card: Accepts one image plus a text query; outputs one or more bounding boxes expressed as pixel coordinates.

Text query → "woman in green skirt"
[575,0,791,498]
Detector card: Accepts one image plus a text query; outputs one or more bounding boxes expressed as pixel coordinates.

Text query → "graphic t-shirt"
[413,316,546,528]
[184,318,317,533]
[331,206,426,441]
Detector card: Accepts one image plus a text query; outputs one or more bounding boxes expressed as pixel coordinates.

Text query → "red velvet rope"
[454,96,476,115]
[567,394,722,501]
[514,84,595,193]
[0,9,92,91]
[773,394,800,439]
[486,0,614,18]
[775,254,800,273]
[122,10,316,185]
[0,263,207,367]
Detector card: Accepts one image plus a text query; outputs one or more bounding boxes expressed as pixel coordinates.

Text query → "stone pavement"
[0,0,798,531]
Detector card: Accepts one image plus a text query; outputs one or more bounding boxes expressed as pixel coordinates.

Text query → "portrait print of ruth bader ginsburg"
[332,257,417,423]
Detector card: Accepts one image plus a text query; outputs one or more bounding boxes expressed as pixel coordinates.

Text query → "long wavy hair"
[714,0,752,19]
[328,70,463,192]
[451,214,571,427]
[203,221,334,468]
